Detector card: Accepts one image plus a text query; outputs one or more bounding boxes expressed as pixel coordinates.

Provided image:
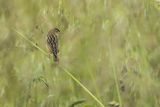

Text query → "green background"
[0,0,160,107]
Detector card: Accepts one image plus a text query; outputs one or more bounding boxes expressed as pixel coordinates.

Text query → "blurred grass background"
[0,0,160,107]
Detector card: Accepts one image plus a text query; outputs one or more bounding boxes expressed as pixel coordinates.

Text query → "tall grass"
[0,0,160,107]
[14,29,105,107]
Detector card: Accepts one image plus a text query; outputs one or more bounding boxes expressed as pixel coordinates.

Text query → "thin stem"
[14,29,48,56]
[61,67,105,107]
[108,43,122,107]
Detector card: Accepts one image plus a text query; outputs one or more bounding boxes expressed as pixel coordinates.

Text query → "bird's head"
[54,28,60,33]
[53,28,60,36]
[48,28,60,37]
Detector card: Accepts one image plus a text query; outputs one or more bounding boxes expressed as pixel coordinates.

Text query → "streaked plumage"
[47,28,60,62]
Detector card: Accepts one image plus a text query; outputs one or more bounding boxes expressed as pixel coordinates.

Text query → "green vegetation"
[0,0,160,107]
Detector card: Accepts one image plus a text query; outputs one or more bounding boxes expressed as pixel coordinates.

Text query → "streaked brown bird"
[47,28,60,63]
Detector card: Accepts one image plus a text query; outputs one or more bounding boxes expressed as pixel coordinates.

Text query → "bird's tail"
[53,54,59,64]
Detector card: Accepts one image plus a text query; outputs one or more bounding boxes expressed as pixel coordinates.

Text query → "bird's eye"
[55,28,60,32]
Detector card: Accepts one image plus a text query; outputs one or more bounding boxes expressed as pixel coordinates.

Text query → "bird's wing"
[47,34,58,54]
[54,35,59,53]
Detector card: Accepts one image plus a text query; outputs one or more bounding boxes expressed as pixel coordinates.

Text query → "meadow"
[0,0,160,107]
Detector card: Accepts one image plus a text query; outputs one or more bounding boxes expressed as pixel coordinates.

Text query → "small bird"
[47,28,60,63]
